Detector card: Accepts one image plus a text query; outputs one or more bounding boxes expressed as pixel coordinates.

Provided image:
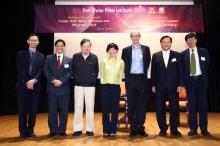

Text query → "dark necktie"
[58,56,60,69]
[190,50,196,75]
[29,52,35,75]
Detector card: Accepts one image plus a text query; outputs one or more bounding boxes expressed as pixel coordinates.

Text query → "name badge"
[201,57,205,61]
[139,54,143,58]
[106,66,111,69]
[64,64,69,68]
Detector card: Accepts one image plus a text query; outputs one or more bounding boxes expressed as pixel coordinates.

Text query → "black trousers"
[48,94,69,133]
[101,84,120,134]
[186,76,208,131]
[155,89,179,132]
[126,75,146,131]
[17,90,40,134]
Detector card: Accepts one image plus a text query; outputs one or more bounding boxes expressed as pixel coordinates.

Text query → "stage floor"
[0,112,220,146]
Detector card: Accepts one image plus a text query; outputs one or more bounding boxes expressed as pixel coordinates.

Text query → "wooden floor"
[0,112,220,146]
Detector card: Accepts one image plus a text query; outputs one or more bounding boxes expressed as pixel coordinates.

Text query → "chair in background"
[166,87,188,126]
[117,81,129,129]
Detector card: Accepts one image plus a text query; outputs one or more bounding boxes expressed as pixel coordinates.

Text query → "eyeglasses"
[29,40,38,42]
[131,35,140,38]
[187,38,196,42]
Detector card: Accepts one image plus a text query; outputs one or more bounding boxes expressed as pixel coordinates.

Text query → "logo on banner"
[148,7,156,13]
[72,8,79,13]
[158,7,165,14]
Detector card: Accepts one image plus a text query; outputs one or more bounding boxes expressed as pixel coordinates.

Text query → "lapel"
[167,50,174,68]
[128,46,132,60]
[60,55,66,70]
[197,47,203,69]
[158,51,166,68]
[52,54,58,70]
[185,49,190,70]
[128,46,132,69]
[141,45,146,68]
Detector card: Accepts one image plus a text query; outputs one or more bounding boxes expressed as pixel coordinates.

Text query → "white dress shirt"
[57,53,63,64]
[162,50,170,67]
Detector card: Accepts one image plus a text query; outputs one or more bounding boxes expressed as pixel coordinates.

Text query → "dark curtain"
[0,0,54,115]
[194,0,220,111]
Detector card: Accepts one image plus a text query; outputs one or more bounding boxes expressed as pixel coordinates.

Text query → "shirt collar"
[28,48,36,54]
[107,56,119,61]
[132,44,141,49]
[162,49,170,55]
[190,47,197,52]
[81,52,90,57]
[56,53,63,58]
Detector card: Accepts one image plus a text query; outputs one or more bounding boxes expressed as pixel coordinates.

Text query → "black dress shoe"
[159,131,167,136]
[48,133,57,137]
[27,133,36,138]
[58,133,67,136]
[171,130,182,136]
[188,130,197,136]
[86,131,94,136]
[19,134,26,139]
[138,130,148,137]
[201,130,211,137]
[72,131,82,136]
[129,131,137,137]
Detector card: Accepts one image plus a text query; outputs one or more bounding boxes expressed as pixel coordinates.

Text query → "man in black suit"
[181,33,210,137]
[15,34,45,139]
[151,35,183,137]
[44,39,73,137]
[121,30,151,137]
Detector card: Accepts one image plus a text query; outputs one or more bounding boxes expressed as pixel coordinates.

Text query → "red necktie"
[58,56,60,69]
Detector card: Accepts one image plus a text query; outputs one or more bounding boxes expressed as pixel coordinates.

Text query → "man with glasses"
[15,34,45,139]
[121,30,151,137]
[181,33,211,137]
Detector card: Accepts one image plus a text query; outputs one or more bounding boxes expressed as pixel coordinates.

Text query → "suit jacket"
[44,54,74,95]
[15,49,45,91]
[181,47,210,89]
[151,50,183,91]
[121,45,151,87]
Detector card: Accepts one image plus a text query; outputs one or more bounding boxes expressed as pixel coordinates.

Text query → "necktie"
[190,50,196,75]
[164,52,168,67]
[57,56,60,69]
[29,52,35,75]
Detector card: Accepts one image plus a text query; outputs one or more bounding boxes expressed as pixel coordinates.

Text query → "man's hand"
[53,79,62,87]
[177,86,182,92]
[152,86,156,93]
[26,79,35,90]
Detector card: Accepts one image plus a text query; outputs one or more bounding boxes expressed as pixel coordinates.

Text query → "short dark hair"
[27,34,39,41]
[80,38,92,46]
[106,43,119,52]
[160,35,172,43]
[54,39,66,46]
[185,33,197,41]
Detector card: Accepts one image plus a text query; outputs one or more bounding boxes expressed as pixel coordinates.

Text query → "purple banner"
[34,5,204,33]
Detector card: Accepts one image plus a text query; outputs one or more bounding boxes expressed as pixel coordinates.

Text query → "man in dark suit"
[44,39,73,137]
[151,35,183,137]
[181,33,210,137]
[121,30,151,137]
[15,34,45,139]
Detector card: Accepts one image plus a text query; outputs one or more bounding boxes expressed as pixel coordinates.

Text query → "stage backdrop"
[34,5,204,33]
[34,3,202,78]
